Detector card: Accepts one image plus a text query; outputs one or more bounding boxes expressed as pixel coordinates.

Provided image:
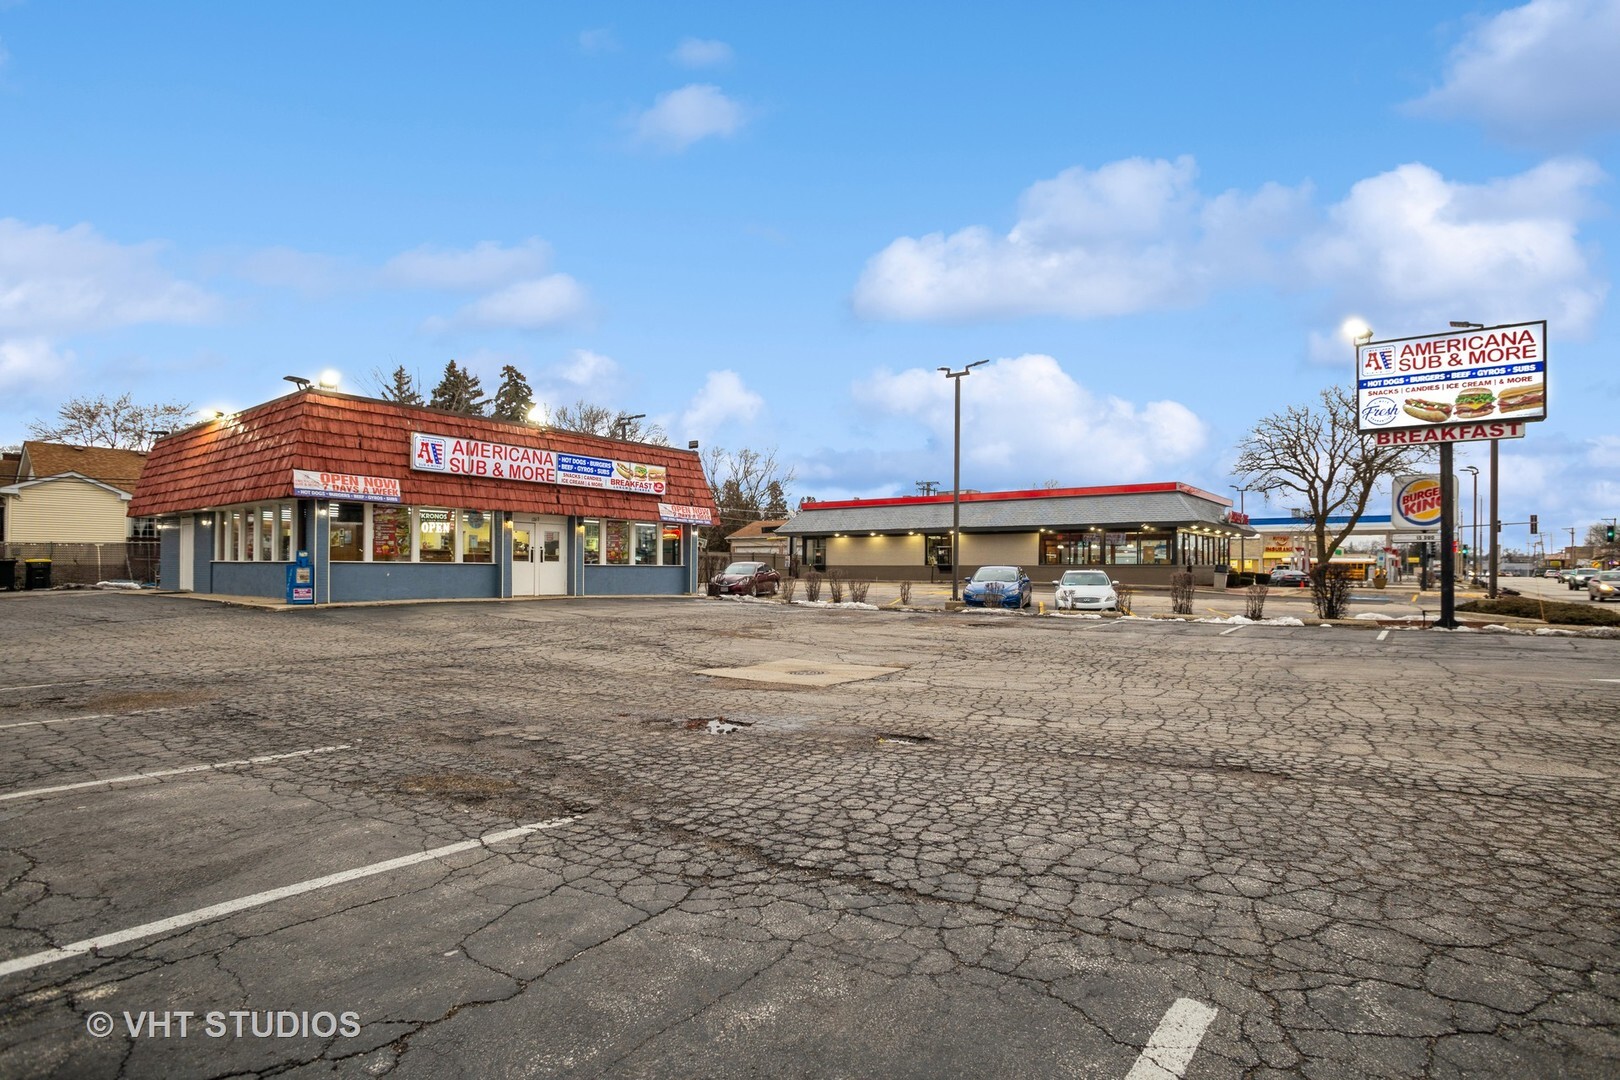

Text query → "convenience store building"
[128,390,717,603]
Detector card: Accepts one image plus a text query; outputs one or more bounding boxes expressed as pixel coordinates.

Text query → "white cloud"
[0,337,74,396]
[556,348,617,386]
[679,370,764,438]
[383,239,554,291]
[671,37,733,68]
[1408,0,1620,144]
[856,354,1209,485]
[852,157,1311,321]
[448,275,589,331]
[230,246,357,296]
[1299,159,1606,360]
[579,27,619,55]
[633,84,746,151]
[0,219,219,334]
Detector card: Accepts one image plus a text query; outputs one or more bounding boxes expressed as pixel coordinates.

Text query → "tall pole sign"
[1355,322,1547,628]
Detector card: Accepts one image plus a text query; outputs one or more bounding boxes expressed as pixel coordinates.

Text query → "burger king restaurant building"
[127,391,717,603]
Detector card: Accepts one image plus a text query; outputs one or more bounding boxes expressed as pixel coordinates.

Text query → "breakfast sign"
[410,432,667,495]
[1355,321,1546,439]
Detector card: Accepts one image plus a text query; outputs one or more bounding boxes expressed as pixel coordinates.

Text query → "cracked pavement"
[0,589,1617,1078]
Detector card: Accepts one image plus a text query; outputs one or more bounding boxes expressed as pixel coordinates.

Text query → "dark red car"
[710,561,781,597]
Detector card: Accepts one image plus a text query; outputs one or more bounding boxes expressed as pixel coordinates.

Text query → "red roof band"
[799,481,1232,512]
[128,390,717,522]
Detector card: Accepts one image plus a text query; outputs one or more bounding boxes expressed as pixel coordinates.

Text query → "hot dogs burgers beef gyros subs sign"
[1355,321,1546,441]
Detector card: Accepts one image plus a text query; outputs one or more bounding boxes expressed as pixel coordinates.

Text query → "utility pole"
[915,481,940,496]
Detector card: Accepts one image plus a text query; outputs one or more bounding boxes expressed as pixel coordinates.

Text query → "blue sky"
[2,1,1617,549]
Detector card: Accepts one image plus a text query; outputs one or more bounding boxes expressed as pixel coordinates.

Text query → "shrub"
[828,570,845,604]
[849,580,870,604]
[1244,582,1268,620]
[1170,571,1195,615]
[803,570,822,602]
[1113,582,1135,615]
[779,577,798,603]
[1458,596,1620,627]
[898,580,912,606]
[1312,569,1354,619]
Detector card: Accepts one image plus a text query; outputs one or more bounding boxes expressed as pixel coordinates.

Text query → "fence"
[0,541,160,587]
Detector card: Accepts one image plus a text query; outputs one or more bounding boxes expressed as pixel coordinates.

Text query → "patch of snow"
[1264,617,1306,626]
[706,719,739,735]
[1352,612,1397,621]
[95,580,143,589]
[1534,627,1577,636]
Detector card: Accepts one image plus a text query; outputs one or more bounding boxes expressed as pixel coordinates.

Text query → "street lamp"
[1449,320,1485,329]
[939,360,988,601]
[1462,465,1479,584]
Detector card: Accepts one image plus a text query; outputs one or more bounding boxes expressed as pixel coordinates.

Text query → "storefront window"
[259,507,275,562]
[278,505,295,560]
[328,502,364,562]
[661,524,683,566]
[372,506,410,561]
[582,520,600,564]
[925,534,951,568]
[1041,532,1101,565]
[632,523,658,564]
[605,520,630,565]
[418,508,456,563]
[461,510,493,563]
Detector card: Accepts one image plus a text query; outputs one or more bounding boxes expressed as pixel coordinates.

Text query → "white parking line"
[1218,626,1243,636]
[0,745,352,803]
[1125,997,1218,1079]
[0,716,98,731]
[1377,629,1390,642]
[0,816,579,979]
[0,706,199,732]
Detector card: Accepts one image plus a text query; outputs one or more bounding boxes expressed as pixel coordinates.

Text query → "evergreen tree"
[490,365,535,421]
[376,365,425,407]
[427,360,488,415]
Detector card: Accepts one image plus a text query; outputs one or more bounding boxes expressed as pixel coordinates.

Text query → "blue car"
[963,565,1032,609]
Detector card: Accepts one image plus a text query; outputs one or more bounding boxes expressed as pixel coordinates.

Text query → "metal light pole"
[939,360,987,601]
[1462,465,1479,585]
[1229,485,1249,574]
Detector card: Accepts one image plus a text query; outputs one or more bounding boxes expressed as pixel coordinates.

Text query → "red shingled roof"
[129,391,716,520]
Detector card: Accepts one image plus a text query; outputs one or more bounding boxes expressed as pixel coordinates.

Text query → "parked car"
[1588,570,1620,601]
[1565,567,1600,590]
[1543,568,1563,579]
[962,565,1032,609]
[709,561,781,597]
[1267,568,1311,587]
[1053,569,1118,612]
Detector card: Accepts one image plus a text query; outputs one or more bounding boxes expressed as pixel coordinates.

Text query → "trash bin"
[0,558,15,591]
[23,558,51,590]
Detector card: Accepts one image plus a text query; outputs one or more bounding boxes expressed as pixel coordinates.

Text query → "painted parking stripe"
[0,816,580,979]
[1125,997,1218,1080]
[1218,625,1243,636]
[0,706,202,732]
[1377,629,1390,642]
[0,745,352,803]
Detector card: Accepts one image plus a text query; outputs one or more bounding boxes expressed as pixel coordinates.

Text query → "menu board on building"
[410,433,667,495]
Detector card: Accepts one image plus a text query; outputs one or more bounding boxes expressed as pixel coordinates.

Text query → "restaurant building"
[774,483,1255,585]
[128,390,717,603]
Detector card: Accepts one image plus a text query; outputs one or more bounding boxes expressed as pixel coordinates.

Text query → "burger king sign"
[1392,474,1449,530]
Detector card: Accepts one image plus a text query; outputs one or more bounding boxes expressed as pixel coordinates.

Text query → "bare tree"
[27,393,192,450]
[548,399,668,444]
[1234,385,1428,600]
[700,445,796,550]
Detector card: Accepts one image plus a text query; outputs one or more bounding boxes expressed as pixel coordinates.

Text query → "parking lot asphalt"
[1,589,1617,1078]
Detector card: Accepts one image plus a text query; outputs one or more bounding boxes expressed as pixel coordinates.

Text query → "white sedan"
[1053,569,1119,611]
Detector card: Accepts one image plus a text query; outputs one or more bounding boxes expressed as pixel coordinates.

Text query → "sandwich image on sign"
[1453,389,1495,419]
[1498,383,1544,412]
[1403,397,1452,422]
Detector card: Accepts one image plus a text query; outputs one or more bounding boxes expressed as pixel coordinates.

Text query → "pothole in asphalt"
[875,733,934,746]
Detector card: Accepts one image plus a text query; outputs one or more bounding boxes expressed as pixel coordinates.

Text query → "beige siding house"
[1,443,150,543]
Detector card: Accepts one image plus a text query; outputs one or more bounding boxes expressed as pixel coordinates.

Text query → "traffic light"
[1608,524,1617,543]
[1530,514,1538,535]
[1461,544,1469,557]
